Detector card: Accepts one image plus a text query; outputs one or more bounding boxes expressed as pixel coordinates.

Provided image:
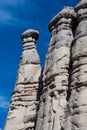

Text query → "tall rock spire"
[36,7,76,130]
[4,29,41,130]
[64,1,87,130]
[4,1,87,130]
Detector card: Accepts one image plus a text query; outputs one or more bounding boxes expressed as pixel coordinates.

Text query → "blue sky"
[0,0,80,129]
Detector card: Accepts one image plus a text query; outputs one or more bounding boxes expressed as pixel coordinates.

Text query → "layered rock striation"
[4,0,87,130]
[4,29,41,130]
[36,7,76,130]
[64,1,87,130]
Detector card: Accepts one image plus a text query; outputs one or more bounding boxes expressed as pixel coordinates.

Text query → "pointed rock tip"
[21,29,39,41]
[48,6,76,32]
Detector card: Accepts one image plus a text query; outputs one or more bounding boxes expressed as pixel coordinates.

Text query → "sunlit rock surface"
[64,1,87,130]
[36,7,76,130]
[4,1,87,130]
[4,29,42,130]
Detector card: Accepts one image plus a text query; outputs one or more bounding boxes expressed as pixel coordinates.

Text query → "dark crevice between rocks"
[61,126,64,130]
[34,68,44,130]
[66,16,78,101]
[66,41,73,102]
[72,16,78,38]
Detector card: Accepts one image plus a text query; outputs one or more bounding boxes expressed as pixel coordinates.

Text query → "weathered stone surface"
[48,7,76,32]
[4,1,87,130]
[36,7,76,130]
[4,29,41,130]
[21,29,39,41]
[64,1,87,130]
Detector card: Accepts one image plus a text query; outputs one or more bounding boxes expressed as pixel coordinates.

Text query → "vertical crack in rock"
[35,7,76,130]
[4,29,42,130]
[64,1,87,130]
[34,69,44,130]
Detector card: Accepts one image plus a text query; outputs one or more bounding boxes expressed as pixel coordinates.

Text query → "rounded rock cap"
[21,29,39,41]
[48,7,77,32]
[75,0,87,11]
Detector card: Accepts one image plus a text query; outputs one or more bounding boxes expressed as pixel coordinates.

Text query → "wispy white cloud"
[0,96,9,109]
[0,10,13,24]
[0,0,20,6]
[0,0,38,27]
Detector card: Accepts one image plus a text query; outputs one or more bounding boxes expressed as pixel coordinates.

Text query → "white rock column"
[4,29,41,130]
[66,1,87,130]
[36,7,76,130]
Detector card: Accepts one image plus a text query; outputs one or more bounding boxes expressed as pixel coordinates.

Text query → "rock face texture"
[35,7,76,130]
[64,1,87,130]
[4,0,87,130]
[4,29,41,130]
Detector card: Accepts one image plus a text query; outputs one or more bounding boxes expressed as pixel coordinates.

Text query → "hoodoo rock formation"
[4,29,41,130]
[4,0,87,130]
[64,1,87,130]
[36,7,76,130]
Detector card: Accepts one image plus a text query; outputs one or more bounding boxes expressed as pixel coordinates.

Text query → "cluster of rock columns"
[64,1,87,130]
[35,7,76,130]
[4,0,87,130]
[4,29,41,130]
